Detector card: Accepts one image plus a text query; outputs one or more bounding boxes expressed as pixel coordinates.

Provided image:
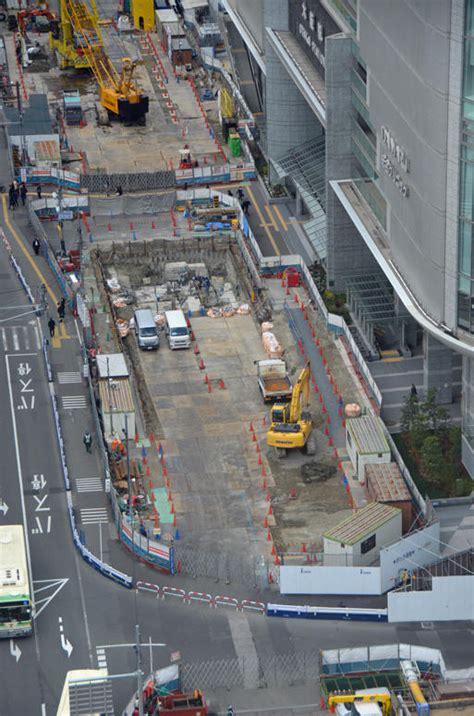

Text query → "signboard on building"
[289,0,341,76]
[379,126,410,198]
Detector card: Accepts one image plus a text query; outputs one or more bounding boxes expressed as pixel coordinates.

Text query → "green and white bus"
[0,525,33,637]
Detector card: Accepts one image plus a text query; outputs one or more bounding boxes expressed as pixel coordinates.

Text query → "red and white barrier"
[186,591,213,606]
[241,599,266,614]
[161,586,186,601]
[136,581,160,597]
[214,595,239,610]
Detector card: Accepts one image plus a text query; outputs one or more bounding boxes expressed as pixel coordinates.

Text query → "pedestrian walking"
[12,188,19,208]
[410,383,418,398]
[20,182,27,206]
[48,316,56,337]
[57,300,65,322]
[237,188,244,201]
[227,189,233,197]
[242,199,251,215]
[83,430,93,453]
[227,706,235,716]
[8,184,15,210]
[32,238,40,256]
[36,184,42,199]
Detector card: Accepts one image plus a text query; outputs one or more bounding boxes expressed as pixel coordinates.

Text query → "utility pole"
[135,624,144,716]
[123,412,132,519]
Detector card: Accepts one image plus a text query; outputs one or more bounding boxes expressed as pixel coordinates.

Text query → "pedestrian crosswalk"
[96,647,108,670]
[75,477,103,493]
[0,325,41,352]
[61,395,87,410]
[58,371,82,384]
[80,507,109,524]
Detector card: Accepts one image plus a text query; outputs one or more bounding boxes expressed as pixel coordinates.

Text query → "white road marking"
[75,477,103,493]
[22,325,30,350]
[33,579,69,619]
[59,616,73,658]
[58,371,82,384]
[80,508,109,524]
[61,395,87,409]
[96,647,108,669]
[10,640,21,662]
[5,354,35,612]
[12,329,19,351]
[1,328,7,351]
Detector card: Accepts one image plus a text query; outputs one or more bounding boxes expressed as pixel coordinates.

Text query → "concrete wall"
[325,33,378,289]
[280,565,382,595]
[358,1,457,325]
[379,522,441,593]
[388,575,474,622]
[265,41,323,179]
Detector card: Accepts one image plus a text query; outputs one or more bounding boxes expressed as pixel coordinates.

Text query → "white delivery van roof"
[165,309,187,327]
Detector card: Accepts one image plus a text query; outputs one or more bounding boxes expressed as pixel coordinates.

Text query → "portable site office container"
[346,415,391,484]
[323,502,402,567]
[365,463,413,533]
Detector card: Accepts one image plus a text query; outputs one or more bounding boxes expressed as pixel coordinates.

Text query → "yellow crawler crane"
[50,0,149,122]
[266,362,316,458]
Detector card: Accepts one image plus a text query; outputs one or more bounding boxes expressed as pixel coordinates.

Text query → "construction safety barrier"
[267,603,388,622]
[240,600,266,614]
[19,167,81,190]
[162,586,186,601]
[80,170,175,194]
[136,581,160,597]
[214,595,240,610]
[186,591,213,606]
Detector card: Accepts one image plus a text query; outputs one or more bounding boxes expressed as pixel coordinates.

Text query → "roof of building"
[346,415,390,455]
[98,377,134,413]
[4,94,52,136]
[34,139,60,162]
[365,463,411,502]
[170,37,192,50]
[155,8,179,23]
[324,502,401,545]
[96,353,129,379]
[181,0,208,10]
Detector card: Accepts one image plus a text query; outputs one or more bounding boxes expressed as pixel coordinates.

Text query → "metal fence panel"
[181,658,244,692]
[173,545,271,589]
[81,171,175,194]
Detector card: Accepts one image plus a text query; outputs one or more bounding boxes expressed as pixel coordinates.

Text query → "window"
[360,534,376,554]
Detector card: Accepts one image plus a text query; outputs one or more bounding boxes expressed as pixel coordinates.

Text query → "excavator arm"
[288,363,311,423]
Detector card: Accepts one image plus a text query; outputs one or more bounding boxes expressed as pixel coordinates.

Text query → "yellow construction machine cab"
[327,688,392,716]
[266,363,316,458]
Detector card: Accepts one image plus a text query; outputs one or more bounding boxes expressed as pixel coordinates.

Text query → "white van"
[134,309,159,350]
[165,309,191,349]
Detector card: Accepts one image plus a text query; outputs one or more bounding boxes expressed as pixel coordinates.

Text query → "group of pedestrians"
[227,187,251,215]
[47,297,66,338]
[8,181,27,210]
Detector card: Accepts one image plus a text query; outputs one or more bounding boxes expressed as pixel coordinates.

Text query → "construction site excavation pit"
[93,239,353,575]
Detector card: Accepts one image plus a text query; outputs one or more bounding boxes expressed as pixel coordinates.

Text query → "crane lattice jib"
[65,0,120,91]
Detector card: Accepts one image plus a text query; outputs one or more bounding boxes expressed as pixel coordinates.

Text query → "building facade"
[224,0,474,477]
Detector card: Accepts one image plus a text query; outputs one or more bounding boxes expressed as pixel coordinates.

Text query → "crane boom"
[50,0,149,122]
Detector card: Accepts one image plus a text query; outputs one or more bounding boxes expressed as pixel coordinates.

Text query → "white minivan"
[165,309,191,349]
[134,309,159,350]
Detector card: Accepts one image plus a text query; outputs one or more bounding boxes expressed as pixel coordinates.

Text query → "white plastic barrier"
[267,603,388,622]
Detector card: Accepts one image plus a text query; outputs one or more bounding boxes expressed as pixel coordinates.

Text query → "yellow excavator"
[327,688,392,716]
[50,0,148,122]
[266,362,316,458]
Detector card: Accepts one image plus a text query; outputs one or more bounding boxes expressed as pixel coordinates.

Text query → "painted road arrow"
[10,640,21,662]
[0,501,9,516]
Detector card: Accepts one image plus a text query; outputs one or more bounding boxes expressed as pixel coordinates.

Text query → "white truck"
[255,359,293,403]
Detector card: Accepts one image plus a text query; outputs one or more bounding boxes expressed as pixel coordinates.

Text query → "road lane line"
[273,205,288,232]
[245,185,281,256]
[1,194,71,343]
[264,205,278,231]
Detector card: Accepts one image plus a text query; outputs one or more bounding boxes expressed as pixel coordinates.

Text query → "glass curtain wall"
[458,0,474,331]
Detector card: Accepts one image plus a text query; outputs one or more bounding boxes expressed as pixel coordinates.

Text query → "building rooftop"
[96,353,129,379]
[324,502,401,545]
[347,415,390,455]
[365,463,411,502]
[98,377,134,413]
